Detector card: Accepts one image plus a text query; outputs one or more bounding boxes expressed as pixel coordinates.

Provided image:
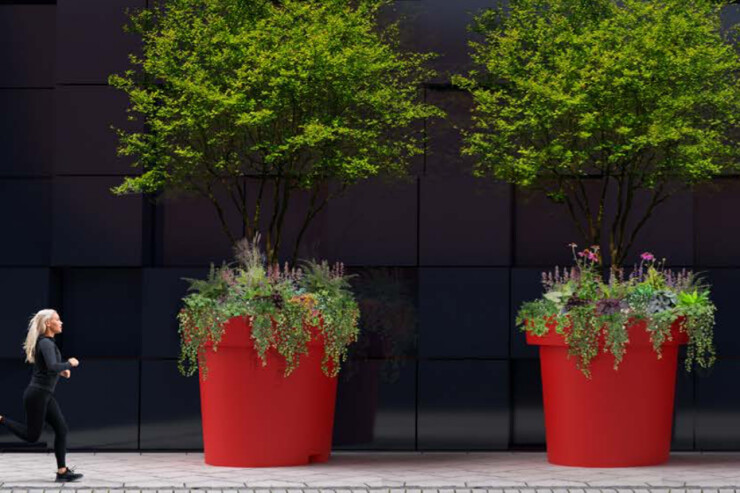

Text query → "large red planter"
[198,316,338,467]
[527,319,688,467]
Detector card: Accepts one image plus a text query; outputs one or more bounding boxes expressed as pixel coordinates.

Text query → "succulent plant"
[647,290,677,315]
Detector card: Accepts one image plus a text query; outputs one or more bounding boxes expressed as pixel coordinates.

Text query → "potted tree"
[454,0,739,466]
[110,0,442,466]
[517,245,715,466]
[178,237,360,466]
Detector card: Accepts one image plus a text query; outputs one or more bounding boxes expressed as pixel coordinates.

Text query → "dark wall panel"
[673,365,695,451]
[52,176,143,266]
[0,90,53,176]
[141,267,208,358]
[610,189,694,267]
[695,181,740,267]
[55,359,139,449]
[511,359,545,448]
[420,177,511,266]
[515,185,602,267]
[0,180,52,265]
[0,6,55,87]
[334,359,417,450]
[161,184,243,266]
[722,4,740,31]
[381,0,498,83]
[54,86,141,175]
[424,89,474,178]
[418,360,509,450]
[325,179,418,266]
[0,268,53,358]
[61,268,141,357]
[419,268,509,358]
[703,269,740,358]
[56,0,144,84]
[140,360,202,450]
[349,267,419,359]
[0,360,34,442]
[696,360,740,450]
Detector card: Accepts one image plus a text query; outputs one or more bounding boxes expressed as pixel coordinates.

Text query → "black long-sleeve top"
[29,336,72,392]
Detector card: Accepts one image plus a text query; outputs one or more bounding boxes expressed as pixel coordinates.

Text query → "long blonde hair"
[24,309,56,364]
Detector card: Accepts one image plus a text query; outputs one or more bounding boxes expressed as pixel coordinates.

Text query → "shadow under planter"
[198,316,338,467]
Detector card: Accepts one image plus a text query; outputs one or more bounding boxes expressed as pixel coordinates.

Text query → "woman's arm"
[37,339,73,373]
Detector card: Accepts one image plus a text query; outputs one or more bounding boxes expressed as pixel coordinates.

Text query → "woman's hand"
[60,370,71,379]
[68,357,79,368]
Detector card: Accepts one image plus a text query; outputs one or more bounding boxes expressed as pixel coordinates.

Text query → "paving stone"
[0,453,739,490]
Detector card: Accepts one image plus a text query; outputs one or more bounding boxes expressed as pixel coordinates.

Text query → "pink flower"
[587,251,599,262]
[641,252,655,262]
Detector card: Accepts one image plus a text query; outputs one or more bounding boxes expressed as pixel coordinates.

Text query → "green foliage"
[516,299,560,336]
[455,0,740,265]
[177,238,360,379]
[110,0,443,262]
[676,288,717,370]
[517,245,716,376]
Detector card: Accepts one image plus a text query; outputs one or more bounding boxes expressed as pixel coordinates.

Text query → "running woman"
[0,309,83,482]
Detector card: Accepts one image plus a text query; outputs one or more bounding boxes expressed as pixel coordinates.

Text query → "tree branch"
[273,177,293,264]
[618,183,682,266]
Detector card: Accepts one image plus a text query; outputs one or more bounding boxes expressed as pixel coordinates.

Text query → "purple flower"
[641,252,655,262]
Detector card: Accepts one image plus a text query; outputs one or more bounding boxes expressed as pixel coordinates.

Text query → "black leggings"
[1,386,68,469]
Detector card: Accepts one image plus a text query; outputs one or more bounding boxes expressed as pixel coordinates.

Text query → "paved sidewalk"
[1,452,740,491]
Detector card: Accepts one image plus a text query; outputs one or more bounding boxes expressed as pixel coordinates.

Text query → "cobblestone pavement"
[1,452,740,492]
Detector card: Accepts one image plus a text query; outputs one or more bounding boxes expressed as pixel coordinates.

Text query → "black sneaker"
[55,466,83,483]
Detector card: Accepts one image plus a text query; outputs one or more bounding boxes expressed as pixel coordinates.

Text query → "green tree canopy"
[111,0,442,263]
[455,0,740,266]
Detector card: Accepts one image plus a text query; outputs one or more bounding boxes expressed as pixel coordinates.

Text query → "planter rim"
[526,317,689,347]
[204,315,325,349]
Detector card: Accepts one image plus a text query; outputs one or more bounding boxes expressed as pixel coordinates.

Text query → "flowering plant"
[177,237,360,378]
[516,244,716,376]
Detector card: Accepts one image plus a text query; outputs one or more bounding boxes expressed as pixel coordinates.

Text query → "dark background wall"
[1,0,740,452]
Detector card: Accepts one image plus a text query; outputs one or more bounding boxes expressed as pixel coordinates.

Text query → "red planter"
[527,319,688,467]
[199,316,338,467]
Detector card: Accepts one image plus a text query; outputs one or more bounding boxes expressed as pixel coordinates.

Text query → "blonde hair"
[24,309,56,364]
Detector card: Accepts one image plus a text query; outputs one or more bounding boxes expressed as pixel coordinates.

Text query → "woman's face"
[46,312,63,335]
